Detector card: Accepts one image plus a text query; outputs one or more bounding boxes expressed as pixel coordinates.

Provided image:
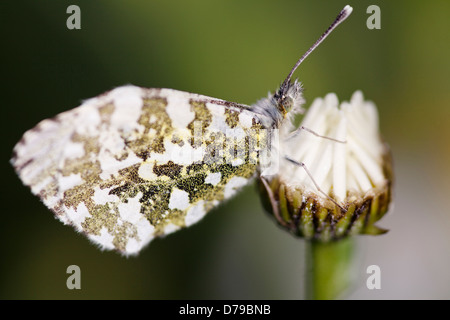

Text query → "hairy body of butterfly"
[12,6,355,255]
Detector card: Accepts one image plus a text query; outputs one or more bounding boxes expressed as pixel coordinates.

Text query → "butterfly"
[11,6,356,255]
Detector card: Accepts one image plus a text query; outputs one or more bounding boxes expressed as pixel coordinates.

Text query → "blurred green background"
[1,0,449,299]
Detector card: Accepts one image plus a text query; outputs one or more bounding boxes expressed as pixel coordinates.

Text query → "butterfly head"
[250,81,305,129]
[274,79,305,117]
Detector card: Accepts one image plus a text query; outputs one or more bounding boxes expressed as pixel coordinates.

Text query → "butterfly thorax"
[250,79,305,129]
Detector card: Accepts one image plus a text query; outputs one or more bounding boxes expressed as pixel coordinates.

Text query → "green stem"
[306,238,355,300]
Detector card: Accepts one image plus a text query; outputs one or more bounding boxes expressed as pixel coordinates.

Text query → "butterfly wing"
[12,86,270,255]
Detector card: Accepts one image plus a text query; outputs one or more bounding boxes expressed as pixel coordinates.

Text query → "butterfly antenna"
[281,5,353,91]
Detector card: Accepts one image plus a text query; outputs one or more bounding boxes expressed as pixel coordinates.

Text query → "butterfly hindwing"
[12,86,270,255]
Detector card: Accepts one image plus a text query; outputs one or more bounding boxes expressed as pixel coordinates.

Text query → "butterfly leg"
[260,176,297,230]
[284,156,345,211]
[285,126,347,143]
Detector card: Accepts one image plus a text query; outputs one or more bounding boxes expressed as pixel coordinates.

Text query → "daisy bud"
[259,91,393,241]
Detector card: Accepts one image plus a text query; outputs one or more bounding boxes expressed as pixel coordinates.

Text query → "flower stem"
[306,238,355,300]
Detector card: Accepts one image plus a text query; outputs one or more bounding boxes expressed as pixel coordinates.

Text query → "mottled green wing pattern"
[12,86,270,255]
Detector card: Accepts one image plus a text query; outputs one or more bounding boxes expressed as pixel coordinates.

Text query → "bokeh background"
[1,0,449,299]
